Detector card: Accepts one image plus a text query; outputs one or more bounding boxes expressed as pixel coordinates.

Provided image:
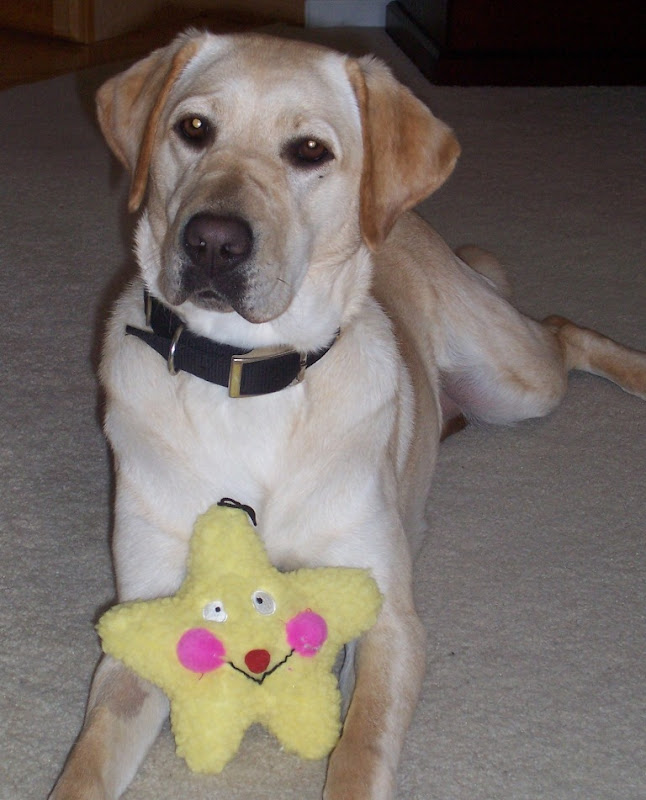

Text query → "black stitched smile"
[227,649,295,685]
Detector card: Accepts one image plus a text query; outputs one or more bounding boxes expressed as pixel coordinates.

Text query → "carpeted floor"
[1,27,644,800]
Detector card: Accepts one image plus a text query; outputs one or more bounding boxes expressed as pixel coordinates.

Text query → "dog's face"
[143,37,365,324]
[97,31,460,340]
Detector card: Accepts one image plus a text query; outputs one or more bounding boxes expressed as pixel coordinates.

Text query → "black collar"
[125,291,338,398]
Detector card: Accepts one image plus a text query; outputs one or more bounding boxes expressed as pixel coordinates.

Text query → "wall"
[306,0,388,27]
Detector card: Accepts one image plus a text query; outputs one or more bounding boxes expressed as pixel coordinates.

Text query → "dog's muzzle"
[179,212,253,305]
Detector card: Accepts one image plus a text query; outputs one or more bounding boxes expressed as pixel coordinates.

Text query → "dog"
[50,29,646,800]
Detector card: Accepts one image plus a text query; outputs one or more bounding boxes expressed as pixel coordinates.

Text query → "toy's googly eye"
[251,590,276,615]
[203,600,227,622]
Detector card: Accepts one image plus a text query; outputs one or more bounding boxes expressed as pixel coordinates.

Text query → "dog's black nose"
[183,213,253,271]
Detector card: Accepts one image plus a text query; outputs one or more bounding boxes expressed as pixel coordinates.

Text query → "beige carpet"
[1,27,645,800]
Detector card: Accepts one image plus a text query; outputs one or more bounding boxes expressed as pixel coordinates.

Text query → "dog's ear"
[346,56,460,251]
[96,31,203,213]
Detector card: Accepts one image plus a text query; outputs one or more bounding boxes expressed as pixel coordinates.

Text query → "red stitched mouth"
[228,649,295,685]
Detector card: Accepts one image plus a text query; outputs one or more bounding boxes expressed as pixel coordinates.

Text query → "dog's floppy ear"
[346,56,460,251]
[96,31,203,212]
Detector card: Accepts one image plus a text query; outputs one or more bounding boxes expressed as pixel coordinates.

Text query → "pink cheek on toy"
[286,610,328,657]
[176,628,226,673]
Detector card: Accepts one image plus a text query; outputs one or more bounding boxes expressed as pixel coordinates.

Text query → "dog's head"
[97,31,459,343]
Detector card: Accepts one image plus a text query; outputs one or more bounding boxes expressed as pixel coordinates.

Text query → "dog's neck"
[144,245,374,355]
[125,290,340,398]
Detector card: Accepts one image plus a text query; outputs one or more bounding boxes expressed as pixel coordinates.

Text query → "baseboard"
[385,1,439,80]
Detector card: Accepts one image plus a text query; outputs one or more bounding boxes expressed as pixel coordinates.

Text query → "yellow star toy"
[97,500,382,773]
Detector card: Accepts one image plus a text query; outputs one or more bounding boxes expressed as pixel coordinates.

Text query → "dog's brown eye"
[288,137,333,166]
[176,115,212,146]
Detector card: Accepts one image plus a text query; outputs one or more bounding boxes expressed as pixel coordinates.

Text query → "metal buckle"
[228,346,307,399]
[167,324,185,376]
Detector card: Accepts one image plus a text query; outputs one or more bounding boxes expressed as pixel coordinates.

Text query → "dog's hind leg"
[436,248,646,425]
[544,315,646,400]
[50,657,168,800]
[442,308,646,427]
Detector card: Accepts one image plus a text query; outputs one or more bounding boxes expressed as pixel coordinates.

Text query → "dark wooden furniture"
[386,0,646,85]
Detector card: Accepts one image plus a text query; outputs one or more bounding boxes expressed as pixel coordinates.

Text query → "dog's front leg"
[50,655,168,800]
[324,593,426,800]
[50,496,186,800]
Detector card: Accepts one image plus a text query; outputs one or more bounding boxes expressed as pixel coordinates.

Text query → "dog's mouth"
[163,258,291,323]
[227,649,295,685]
[182,273,294,324]
[190,287,235,312]
[174,261,247,312]
[196,288,220,301]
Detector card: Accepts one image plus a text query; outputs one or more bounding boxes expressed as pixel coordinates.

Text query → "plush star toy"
[97,500,382,773]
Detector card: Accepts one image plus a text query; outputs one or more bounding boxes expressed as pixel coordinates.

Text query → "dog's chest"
[107,368,301,523]
[176,379,300,495]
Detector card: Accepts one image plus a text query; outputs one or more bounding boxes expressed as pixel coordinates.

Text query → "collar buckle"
[228,346,307,398]
[167,324,185,376]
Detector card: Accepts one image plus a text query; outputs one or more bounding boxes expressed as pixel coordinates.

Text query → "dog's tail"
[456,244,512,300]
[544,315,646,400]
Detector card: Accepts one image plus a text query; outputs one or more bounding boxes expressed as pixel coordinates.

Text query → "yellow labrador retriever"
[51,30,646,800]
